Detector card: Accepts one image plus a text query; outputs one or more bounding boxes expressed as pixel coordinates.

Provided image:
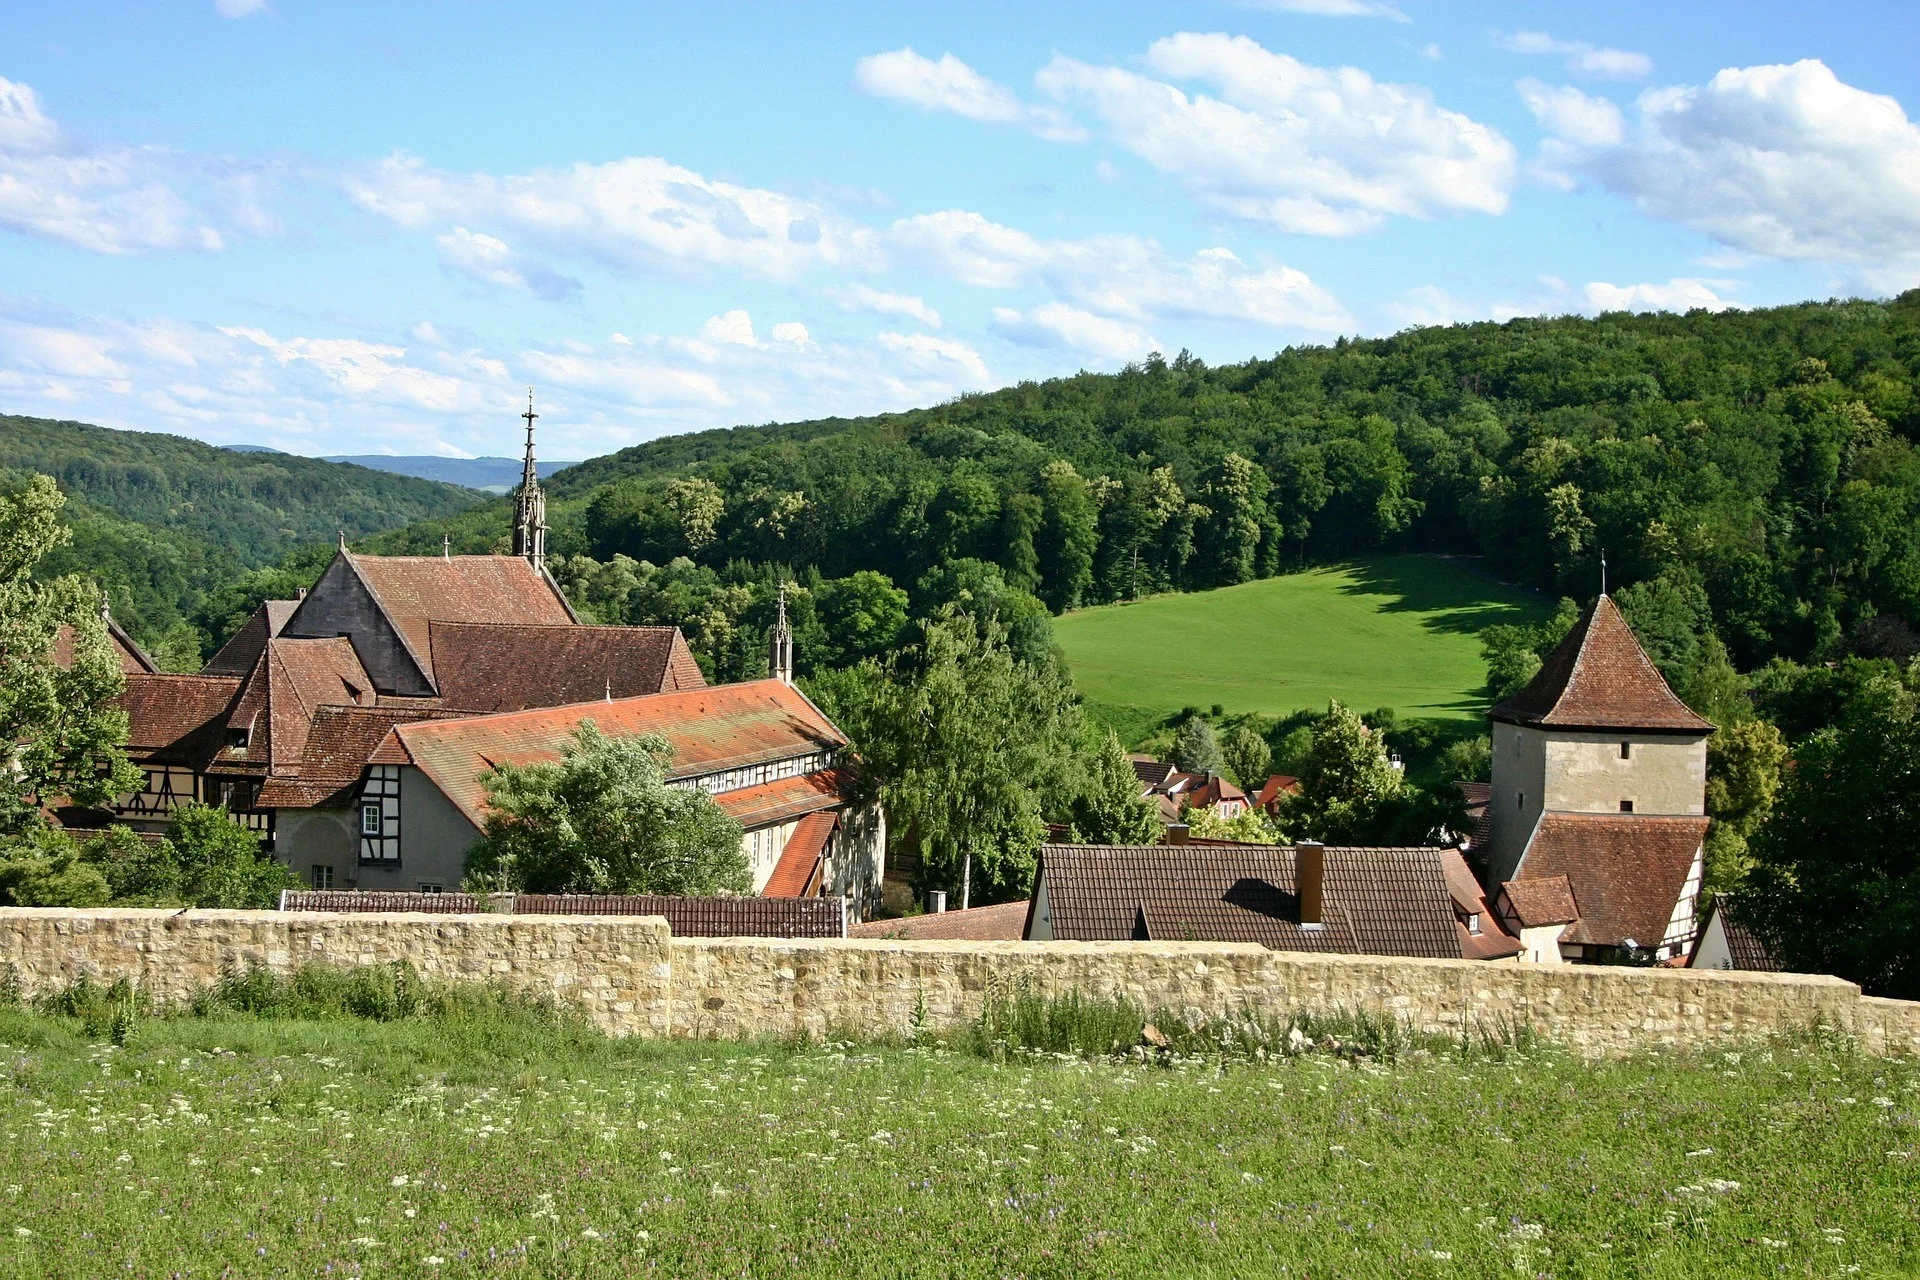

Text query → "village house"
[1477,593,1713,964]
[1128,754,1296,826]
[88,401,881,913]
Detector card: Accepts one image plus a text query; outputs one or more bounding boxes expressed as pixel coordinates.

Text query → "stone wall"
[1,908,1913,1057]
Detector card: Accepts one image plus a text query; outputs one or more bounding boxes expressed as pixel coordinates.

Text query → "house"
[1479,593,1712,963]
[1249,774,1301,816]
[1688,897,1780,972]
[1023,841,1522,961]
[1128,755,1253,824]
[297,677,884,915]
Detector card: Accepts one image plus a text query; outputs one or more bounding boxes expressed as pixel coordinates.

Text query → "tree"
[813,571,908,668]
[1438,735,1492,783]
[0,474,142,837]
[807,612,1083,906]
[665,477,725,555]
[1171,716,1223,776]
[1198,453,1269,587]
[160,803,299,909]
[1034,461,1097,612]
[1221,724,1272,790]
[463,724,749,896]
[1702,719,1788,898]
[0,828,111,907]
[1744,675,1919,998]
[1070,729,1161,845]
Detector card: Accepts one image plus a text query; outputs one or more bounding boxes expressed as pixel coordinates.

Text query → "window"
[1517,791,1525,810]
[1467,912,1482,936]
[311,865,333,890]
[417,883,444,894]
[1620,741,1633,760]
[1620,799,1635,813]
[360,804,382,835]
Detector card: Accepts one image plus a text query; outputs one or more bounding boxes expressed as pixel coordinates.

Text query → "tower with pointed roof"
[513,388,547,572]
[1483,593,1714,961]
[769,584,794,684]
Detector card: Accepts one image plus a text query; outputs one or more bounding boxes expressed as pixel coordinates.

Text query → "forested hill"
[371,294,1920,685]
[1,416,482,668]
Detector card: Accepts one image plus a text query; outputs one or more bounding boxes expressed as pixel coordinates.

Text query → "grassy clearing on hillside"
[1,995,1915,1277]
[1055,554,1552,732]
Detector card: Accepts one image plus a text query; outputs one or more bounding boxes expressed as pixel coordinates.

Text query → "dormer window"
[1467,912,1482,935]
[227,727,250,750]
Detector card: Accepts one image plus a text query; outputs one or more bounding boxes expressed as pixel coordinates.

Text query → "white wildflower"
[1685,1147,1713,1157]
[13,1228,30,1238]
[405,1208,417,1219]
[581,1228,601,1239]
[1506,1223,1545,1241]
[1425,1250,1452,1260]
[390,1175,408,1187]
[1761,1237,1788,1248]
[423,1257,445,1266]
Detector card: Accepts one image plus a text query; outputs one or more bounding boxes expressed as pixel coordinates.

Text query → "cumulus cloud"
[1518,79,1623,148]
[1500,32,1652,80]
[700,309,760,347]
[1530,60,1920,290]
[346,152,877,281]
[854,48,1084,141]
[0,75,251,255]
[828,284,941,328]
[436,226,580,300]
[1584,278,1738,313]
[991,304,1159,362]
[1036,34,1515,235]
[1242,0,1408,18]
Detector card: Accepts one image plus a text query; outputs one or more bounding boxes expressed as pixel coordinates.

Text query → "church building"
[1480,594,1712,963]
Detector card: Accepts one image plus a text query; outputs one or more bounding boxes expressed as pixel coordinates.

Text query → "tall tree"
[1071,729,1161,845]
[1171,716,1224,776]
[463,724,749,896]
[0,474,141,837]
[1221,725,1272,790]
[1034,461,1097,612]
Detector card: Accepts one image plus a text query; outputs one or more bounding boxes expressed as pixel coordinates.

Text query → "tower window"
[1620,741,1632,760]
[1517,792,1525,810]
[1620,799,1635,813]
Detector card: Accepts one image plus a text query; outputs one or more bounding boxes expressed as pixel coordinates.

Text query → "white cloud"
[1583,278,1738,313]
[347,152,877,281]
[0,78,59,153]
[873,331,993,387]
[854,48,1084,141]
[1500,32,1652,81]
[828,283,941,327]
[701,309,760,346]
[1241,0,1408,19]
[1537,60,1920,291]
[214,0,268,15]
[435,226,580,300]
[991,304,1159,362]
[770,322,810,344]
[1518,79,1623,147]
[1036,34,1515,235]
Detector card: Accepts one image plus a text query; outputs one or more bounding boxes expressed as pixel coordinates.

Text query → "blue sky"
[3,1,1918,459]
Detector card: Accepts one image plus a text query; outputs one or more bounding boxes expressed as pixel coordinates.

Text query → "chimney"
[1296,840,1325,930]
[928,890,947,914]
[1165,823,1190,846]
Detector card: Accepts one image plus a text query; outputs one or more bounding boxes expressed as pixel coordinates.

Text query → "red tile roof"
[1033,843,1516,960]
[1690,897,1780,972]
[217,637,374,775]
[1497,874,1580,928]
[850,901,1029,940]
[763,810,836,897]
[425,621,704,712]
[376,679,848,829]
[53,618,157,674]
[340,553,575,685]
[201,600,299,676]
[116,674,243,761]
[715,769,848,829]
[1492,595,1712,733]
[1512,813,1707,949]
[255,705,464,809]
[1252,775,1301,810]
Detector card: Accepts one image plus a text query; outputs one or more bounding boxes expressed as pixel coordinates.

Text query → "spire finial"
[513,389,548,572]
[769,581,795,684]
[443,533,451,562]
[605,673,613,702]
[338,530,347,552]
[100,588,112,621]
[1600,549,1608,598]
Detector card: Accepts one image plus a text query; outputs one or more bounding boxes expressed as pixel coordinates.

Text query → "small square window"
[417,883,444,894]
[311,865,333,890]
[360,803,382,835]
[1620,799,1635,813]
[1620,741,1633,760]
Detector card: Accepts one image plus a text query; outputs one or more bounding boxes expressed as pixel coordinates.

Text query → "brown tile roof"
[425,621,704,712]
[278,891,846,937]
[1186,774,1248,808]
[216,637,375,776]
[1132,758,1177,790]
[340,553,575,685]
[1692,897,1781,972]
[1492,595,1712,733]
[255,705,465,809]
[375,679,848,829]
[762,810,836,897]
[1497,874,1580,928]
[1034,843,1512,960]
[1513,813,1707,949]
[116,674,243,762]
[201,600,299,676]
[52,618,158,675]
[1457,781,1492,809]
[850,901,1029,940]
[715,769,848,829]
[1252,775,1301,810]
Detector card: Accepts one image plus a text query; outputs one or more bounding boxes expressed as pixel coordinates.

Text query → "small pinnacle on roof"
[338,530,347,551]
[443,533,451,562]
[99,588,112,621]
[1600,548,1608,598]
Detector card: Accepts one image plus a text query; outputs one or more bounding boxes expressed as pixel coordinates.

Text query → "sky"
[3,1,1918,461]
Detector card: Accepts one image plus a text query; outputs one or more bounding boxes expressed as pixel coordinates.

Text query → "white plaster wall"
[274,809,355,890]
[1488,723,1548,882]
[1543,732,1707,816]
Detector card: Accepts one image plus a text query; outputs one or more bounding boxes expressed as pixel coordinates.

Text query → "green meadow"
[1,995,1916,1278]
[1055,554,1554,731]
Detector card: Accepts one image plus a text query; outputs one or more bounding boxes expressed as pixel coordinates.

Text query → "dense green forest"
[0,417,482,667]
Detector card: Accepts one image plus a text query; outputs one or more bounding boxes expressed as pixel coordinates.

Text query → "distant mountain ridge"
[322,455,580,492]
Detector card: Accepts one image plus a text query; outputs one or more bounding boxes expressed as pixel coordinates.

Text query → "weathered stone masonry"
[2,908,1915,1057]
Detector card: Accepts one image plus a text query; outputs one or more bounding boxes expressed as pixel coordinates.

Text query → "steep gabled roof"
[216,637,374,775]
[1491,595,1712,733]
[426,621,703,712]
[374,679,848,830]
[52,618,157,675]
[1690,896,1781,972]
[763,810,837,898]
[1512,813,1708,949]
[255,705,464,809]
[201,600,299,676]
[340,553,575,685]
[1497,874,1580,929]
[850,901,1030,940]
[1032,843,1513,960]
[116,674,243,763]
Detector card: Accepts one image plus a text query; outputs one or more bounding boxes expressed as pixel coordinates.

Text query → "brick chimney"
[1296,840,1325,931]
[1165,823,1190,846]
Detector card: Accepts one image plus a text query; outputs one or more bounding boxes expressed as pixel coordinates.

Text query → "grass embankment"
[1056,554,1552,738]
[1,977,1916,1277]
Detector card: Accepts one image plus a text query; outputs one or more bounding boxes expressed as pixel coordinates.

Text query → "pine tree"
[1171,716,1223,776]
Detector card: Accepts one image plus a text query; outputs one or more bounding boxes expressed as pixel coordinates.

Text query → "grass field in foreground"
[1,1007,1916,1278]
[1055,554,1553,729]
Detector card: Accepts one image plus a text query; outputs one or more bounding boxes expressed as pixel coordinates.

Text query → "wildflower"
[405,1208,417,1218]
[250,1167,263,1176]
[391,1175,409,1187]
[1506,1223,1545,1241]
[1703,1179,1740,1194]
[1872,1097,1894,1108]
[1761,1237,1788,1249]
[1425,1250,1452,1260]
[1685,1147,1713,1157]
[581,1228,601,1239]
[13,1228,30,1238]
[423,1256,445,1266]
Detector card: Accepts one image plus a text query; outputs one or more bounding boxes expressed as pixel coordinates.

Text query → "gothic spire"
[513,387,548,572]
[769,582,794,684]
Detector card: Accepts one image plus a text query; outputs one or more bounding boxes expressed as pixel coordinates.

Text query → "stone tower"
[512,388,547,572]
[1485,594,1712,884]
